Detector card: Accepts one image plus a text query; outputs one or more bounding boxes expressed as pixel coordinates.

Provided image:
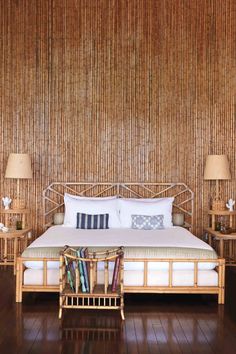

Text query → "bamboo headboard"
[43,182,194,231]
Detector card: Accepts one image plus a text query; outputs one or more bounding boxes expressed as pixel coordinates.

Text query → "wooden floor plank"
[177,314,214,354]
[152,323,172,354]
[158,314,182,354]
[168,313,193,354]
[133,314,153,354]
[141,314,162,354]
[124,317,139,354]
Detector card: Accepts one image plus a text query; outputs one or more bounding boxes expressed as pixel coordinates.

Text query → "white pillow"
[63,194,120,228]
[118,197,174,228]
[64,193,117,200]
[120,197,169,202]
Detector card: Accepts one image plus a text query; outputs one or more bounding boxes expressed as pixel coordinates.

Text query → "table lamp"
[5,153,33,209]
[204,154,231,211]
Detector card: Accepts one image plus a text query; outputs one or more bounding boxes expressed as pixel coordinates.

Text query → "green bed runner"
[22,246,218,260]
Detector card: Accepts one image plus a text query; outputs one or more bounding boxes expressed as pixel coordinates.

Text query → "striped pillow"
[76,213,109,229]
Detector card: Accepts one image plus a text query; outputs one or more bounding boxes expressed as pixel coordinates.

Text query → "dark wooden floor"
[1,269,236,354]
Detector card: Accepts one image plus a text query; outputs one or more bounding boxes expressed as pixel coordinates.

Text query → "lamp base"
[12,198,26,210]
[212,199,226,211]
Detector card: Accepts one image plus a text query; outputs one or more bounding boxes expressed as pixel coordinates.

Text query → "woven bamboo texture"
[0,0,235,240]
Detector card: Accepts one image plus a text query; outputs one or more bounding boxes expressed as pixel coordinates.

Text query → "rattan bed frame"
[16,182,225,304]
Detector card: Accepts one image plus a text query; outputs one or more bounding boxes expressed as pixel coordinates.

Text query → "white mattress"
[27,225,213,250]
[24,226,217,271]
[23,268,218,287]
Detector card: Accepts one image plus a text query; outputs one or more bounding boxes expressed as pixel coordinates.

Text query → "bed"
[16,182,225,304]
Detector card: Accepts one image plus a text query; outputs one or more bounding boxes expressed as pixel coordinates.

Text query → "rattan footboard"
[16,256,225,304]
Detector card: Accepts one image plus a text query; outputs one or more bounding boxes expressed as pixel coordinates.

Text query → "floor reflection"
[16,305,125,353]
[15,302,227,354]
[61,314,124,341]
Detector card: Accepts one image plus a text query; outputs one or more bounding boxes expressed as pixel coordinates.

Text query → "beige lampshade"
[204,155,231,180]
[5,153,33,179]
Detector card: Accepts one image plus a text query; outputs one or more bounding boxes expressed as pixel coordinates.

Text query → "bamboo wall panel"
[0,0,235,238]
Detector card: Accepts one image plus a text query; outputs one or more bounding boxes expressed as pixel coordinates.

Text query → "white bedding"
[23,226,217,272]
[28,225,212,250]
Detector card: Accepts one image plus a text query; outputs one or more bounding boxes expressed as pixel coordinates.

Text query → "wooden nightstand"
[0,228,31,274]
[205,210,236,265]
[0,209,32,274]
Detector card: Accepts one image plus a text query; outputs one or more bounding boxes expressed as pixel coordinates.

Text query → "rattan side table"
[0,228,31,274]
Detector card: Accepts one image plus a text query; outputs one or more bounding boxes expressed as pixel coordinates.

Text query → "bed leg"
[221,262,225,304]
[120,308,125,320]
[59,307,62,320]
[218,288,225,305]
[16,258,23,303]
[221,288,225,304]
[59,294,63,319]
[218,292,221,304]
[218,260,225,305]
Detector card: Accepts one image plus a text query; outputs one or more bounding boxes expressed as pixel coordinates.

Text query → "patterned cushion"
[131,214,164,230]
[77,213,109,229]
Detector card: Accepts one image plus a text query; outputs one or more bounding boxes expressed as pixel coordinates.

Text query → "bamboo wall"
[0,0,235,237]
